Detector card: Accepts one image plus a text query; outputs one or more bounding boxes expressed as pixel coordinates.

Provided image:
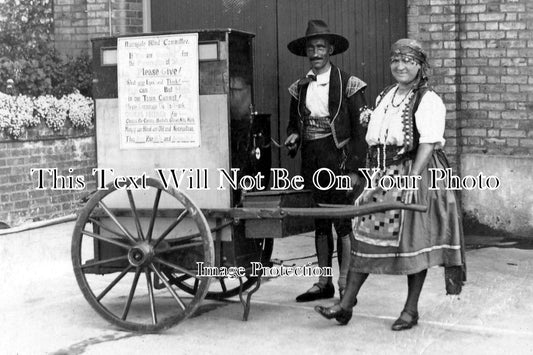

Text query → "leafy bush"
[54,55,93,98]
[0,0,93,98]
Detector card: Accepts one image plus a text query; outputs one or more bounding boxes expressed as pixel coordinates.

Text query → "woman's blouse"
[365,84,446,149]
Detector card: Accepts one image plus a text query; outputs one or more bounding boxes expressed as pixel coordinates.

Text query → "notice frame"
[117,33,201,149]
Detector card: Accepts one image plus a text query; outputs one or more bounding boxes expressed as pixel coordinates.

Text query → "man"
[285,20,367,302]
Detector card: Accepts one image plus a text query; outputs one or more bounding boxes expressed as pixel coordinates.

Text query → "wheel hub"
[127,242,154,267]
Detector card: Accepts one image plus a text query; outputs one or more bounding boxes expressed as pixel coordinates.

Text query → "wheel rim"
[72,177,213,332]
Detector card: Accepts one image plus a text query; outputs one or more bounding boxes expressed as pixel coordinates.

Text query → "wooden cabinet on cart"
[73,29,319,331]
[91,29,312,270]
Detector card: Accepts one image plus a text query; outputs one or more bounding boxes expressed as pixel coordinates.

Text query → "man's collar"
[306,67,331,85]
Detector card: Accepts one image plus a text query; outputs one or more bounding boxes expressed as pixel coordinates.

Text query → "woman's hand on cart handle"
[346,172,361,188]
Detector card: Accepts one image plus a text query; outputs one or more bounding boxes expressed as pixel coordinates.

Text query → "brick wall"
[109,0,144,36]
[54,0,91,56]
[0,128,96,227]
[53,0,144,56]
[460,0,533,155]
[407,0,533,163]
[407,1,462,168]
[408,0,533,236]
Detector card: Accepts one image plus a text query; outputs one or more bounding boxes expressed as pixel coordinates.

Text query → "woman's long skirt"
[351,150,466,293]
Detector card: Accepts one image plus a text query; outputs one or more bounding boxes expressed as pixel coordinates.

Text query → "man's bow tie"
[299,74,317,86]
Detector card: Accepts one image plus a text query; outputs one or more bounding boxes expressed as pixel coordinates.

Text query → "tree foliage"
[0,0,93,97]
[0,0,54,60]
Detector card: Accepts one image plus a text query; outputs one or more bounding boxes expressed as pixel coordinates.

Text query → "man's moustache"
[309,57,323,61]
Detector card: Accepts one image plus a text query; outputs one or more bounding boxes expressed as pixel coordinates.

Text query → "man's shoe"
[295,283,334,302]
[314,304,353,325]
[391,310,419,331]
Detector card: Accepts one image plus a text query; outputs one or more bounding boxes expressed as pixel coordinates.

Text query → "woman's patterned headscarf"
[390,38,429,83]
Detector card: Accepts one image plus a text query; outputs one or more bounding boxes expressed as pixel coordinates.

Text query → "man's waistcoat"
[289,65,366,148]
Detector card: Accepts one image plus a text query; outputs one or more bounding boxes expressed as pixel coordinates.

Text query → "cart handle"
[208,202,427,220]
[281,202,427,218]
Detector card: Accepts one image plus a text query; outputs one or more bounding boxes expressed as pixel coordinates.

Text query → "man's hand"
[284,133,299,149]
[284,133,300,157]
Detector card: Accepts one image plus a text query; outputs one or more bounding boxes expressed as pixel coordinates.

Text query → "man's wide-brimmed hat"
[287,19,349,56]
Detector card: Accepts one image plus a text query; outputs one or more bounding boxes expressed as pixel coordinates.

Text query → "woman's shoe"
[391,310,419,331]
[314,304,353,325]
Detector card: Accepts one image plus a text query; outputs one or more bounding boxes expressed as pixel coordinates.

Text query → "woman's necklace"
[391,86,413,107]
[383,86,413,115]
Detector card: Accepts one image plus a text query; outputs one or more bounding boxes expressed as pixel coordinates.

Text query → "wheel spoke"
[80,255,128,269]
[152,210,189,248]
[96,265,134,301]
[98,201,137,243]
[127,190,145,240]
[153,257,197,278]
[159,241,204,254]
[150,264,186,310]
[145,270,157,325]
[219,278,227,293]
[146,189,162,242]
[163,232,203,244]
[82,229,131,249]
[89,217,129,240]
[121,267,141,320]
[193,279,199,293]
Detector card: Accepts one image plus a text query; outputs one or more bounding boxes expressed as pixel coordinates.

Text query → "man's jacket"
[287,64,368,173]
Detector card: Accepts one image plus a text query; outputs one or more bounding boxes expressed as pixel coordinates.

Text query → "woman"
[314,38,466,330]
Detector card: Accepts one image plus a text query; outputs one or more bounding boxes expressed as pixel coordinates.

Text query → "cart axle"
[128,243,154,267]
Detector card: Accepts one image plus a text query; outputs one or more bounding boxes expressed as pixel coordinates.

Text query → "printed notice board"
[117,33,200,149]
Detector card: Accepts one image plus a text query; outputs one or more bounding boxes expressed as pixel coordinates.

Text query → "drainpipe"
[108,0,113,36]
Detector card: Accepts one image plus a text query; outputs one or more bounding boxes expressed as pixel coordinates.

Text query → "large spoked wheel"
[72,177,214,332]
[166,239,273,300]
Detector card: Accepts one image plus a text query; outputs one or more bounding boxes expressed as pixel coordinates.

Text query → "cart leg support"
[238,272,262,321]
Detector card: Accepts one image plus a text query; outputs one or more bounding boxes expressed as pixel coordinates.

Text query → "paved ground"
[0,221,532,354]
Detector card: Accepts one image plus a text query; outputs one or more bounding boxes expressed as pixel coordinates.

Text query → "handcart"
[73,29,426,332]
